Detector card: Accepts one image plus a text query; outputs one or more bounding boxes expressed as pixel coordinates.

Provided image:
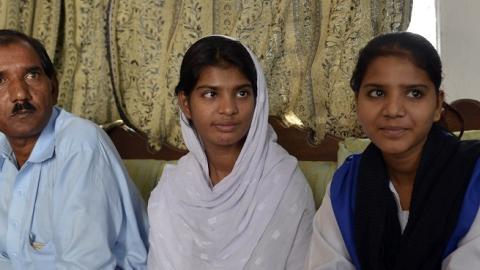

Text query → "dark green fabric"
[123,160,176,202]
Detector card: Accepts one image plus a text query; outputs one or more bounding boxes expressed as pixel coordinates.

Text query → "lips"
[11,109,35,118]
[379,126,408,138]
[213,122,237,132]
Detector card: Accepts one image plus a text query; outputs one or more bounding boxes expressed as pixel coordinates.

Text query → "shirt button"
[16,189,24,197]
[11,252,17,257]
[11,220,18,228]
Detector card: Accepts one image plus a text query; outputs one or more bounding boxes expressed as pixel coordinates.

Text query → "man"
[0,29,148,269]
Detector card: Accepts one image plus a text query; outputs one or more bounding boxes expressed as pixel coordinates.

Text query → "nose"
[8,79,32,103]
[382,95,405,118]
[218,95,238,115]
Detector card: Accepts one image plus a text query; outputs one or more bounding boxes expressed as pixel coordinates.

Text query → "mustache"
[12,102,36,114]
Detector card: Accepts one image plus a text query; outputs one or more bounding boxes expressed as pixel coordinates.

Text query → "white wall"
[438,0,480,102]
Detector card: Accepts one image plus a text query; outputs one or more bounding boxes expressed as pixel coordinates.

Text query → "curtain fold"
[55,0,119,123]
[0,0,412,149]
[311,0,412,140]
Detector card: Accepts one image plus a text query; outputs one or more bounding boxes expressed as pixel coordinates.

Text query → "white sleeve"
[304,185,355,270]
[442,206,480,269]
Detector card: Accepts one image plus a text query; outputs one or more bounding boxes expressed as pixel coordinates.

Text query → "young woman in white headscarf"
[147,35,315,270]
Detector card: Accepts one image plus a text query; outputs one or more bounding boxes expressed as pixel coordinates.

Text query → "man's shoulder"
[53,109,110,151]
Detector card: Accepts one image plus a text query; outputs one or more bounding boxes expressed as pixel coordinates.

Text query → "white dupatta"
[147,36,313,270]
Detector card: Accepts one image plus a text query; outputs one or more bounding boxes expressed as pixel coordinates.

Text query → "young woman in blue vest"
[304,32,480,269]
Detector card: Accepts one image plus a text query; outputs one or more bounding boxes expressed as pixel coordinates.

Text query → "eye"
[368,88,384,98]
[237,88,252,98]
[407,89,423,99]
[0,75,5,85]
[202,89,216,98]
[25,70,40,80]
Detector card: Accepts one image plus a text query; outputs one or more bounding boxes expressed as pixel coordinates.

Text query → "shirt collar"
[0,133,9,169]
[27,106,60,163]
[0,107,60,170]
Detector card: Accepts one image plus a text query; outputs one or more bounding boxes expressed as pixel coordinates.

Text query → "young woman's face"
[179,65,255,152]
[356,56,443,159]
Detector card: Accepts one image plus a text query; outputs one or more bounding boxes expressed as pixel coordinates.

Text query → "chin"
[215,136,245,147]
[371,138,407,153]
[379,147,409,156]
[216,139,241,147]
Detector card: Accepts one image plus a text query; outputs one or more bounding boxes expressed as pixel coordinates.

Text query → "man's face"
[0,41,58,141]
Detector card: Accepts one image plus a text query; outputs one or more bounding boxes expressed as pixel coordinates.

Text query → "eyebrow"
[361,83,429,89]
[0,66,43,80]
[401,84,429,89]
[195,83,253,90]
[361,83,382,88]
[25,66,43,74]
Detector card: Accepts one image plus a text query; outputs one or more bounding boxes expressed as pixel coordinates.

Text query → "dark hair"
[350,32,442,93]
[0,29,56,79]
[175,36,257,97]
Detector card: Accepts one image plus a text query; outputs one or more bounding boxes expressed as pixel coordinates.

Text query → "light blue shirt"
[0,107,148,269]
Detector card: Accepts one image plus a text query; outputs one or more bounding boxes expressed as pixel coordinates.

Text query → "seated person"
[304,32,480,269]
[147,35,315,269]
[0,29,148,269]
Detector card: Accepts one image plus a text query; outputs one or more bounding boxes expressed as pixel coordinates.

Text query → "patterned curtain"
[107,0,323,148]
[311,0,412,140]
[0,0,412,149]
[54,0,119,122]
[0,0,60,58]
[0,0,120,125]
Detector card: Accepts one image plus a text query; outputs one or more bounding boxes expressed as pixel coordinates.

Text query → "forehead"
[362,56,432,85]
[196,65,251,86]
[0,41,43,69]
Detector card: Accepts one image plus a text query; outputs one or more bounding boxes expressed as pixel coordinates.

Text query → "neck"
[383,148,423,210]
[384,154,420,184]
[205,145,242,186]
[8,137,38,169]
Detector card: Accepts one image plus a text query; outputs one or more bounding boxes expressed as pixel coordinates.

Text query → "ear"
[434,90,445,121]
[51,76,59,104]
[354,92,360,114]
[178,91,192,119]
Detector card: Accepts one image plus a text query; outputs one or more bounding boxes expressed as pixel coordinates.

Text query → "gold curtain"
[108,0,323,148]
[54,0,119,123]
[0,0,60,57]
[311,0,412,140]
[0,0,411,148]
[0,0,120,124]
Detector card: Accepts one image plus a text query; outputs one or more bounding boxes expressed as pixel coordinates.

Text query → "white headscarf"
[148,35,311,270]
